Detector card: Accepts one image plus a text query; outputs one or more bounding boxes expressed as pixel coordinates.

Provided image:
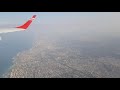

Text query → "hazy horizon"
[1,12,120,78]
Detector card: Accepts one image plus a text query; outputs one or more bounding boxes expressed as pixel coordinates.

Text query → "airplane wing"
[0,15,37,34]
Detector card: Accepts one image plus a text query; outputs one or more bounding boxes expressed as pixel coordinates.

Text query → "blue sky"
[0,12,120,29]
[0,12,100,25]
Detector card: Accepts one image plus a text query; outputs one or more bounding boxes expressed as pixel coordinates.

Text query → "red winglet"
[16,15,36,30]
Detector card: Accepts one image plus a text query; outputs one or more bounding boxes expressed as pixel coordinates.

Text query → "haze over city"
[0,12,120,78]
